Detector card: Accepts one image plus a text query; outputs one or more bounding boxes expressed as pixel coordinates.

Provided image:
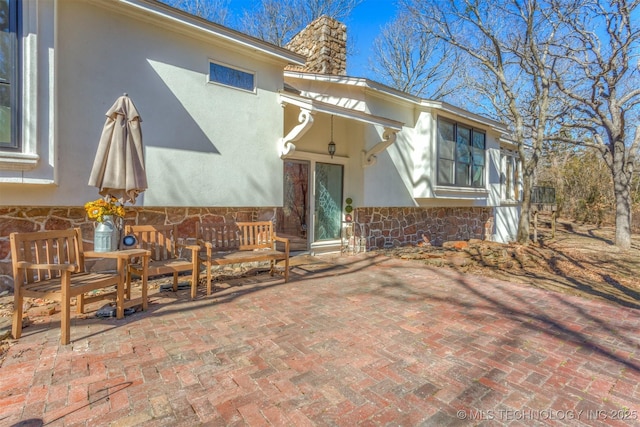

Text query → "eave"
[96,0,306,66]
[279,91,403,130]
[284,71,510,134]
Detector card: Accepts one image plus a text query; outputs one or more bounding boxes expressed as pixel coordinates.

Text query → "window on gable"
[0,0,18,151]
[437,119,485,188]
[208,61,255,92]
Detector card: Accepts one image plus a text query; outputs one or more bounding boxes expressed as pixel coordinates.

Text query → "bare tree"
[402,0,566,245]
[160,0,231,25]
[239,0,363,47]
[369,12,463,99]
[239,0,300,46]
[550,0,640,249]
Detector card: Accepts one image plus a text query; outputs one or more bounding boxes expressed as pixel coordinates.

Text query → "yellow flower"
[84,197,125,222]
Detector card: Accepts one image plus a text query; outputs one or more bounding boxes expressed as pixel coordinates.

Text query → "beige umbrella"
[88,94,147,204]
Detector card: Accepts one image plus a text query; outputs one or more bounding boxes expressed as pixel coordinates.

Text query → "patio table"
[84,248,150,318]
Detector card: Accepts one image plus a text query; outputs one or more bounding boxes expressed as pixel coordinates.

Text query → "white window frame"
[0,0,19,151]
[501,149,521,202]
[436,118,486,189]
[0,0,42,173]
[207,59,256,94]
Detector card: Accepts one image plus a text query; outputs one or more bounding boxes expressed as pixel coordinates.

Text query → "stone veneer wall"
[0,205,494,290]
[0,206,277,292]
[285,15,347,76]
[352,207,494,249]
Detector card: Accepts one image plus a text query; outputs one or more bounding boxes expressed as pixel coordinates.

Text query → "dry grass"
[378,214,640,310]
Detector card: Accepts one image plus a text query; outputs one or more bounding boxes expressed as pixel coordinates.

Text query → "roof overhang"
[499,136,519,150]
[279,91,403,131]
[421,100,508,134]
[99,0,306,66]
[284,71,510,134]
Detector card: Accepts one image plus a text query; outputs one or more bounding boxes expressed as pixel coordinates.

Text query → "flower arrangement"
[84,197,125,222]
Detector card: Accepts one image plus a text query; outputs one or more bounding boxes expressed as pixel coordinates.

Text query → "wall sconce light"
[328,115,336,158]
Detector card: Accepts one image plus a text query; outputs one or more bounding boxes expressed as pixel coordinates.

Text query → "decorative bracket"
[361,128,398,168]
[280,107,314,158]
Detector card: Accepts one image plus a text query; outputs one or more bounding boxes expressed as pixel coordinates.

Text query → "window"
[501,150,520,201]
[0,0,18,150]
[208,61,255,92]
[437,119,485,188]
[505,156,513,198]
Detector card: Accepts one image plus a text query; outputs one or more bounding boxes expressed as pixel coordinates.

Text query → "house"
[0,0,521,290]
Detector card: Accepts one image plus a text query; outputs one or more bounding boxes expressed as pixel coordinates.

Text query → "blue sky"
[342,0,399,77]
[225,0,399,78]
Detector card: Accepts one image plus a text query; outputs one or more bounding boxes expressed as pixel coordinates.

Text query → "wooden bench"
[10,228,127,345]
[124,224,201,299]
[196,221,290,295]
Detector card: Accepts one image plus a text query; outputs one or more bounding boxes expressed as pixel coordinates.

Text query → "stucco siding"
[361,95,425,207]
[494,205,520,243]
[363,127,418,207]
[1,0,287,207]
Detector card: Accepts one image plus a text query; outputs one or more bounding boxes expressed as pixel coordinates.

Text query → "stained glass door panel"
[314,163,343,241]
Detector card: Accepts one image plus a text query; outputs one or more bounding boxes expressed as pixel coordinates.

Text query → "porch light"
[328,141,336,158]
[328,115,336,158]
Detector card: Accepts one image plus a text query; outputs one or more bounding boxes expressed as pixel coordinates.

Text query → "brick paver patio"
[1,253,640,426]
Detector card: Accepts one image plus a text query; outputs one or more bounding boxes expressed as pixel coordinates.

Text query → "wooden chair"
[124,224,200,299]
[10,228,123,345]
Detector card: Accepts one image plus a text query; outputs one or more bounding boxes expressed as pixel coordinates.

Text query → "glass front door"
[279,160,310,251]
[314,163,343,241]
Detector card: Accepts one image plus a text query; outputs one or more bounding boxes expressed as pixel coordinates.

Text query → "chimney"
[285,16,347,76]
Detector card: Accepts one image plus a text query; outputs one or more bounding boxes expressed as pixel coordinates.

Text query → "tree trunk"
[604,135,634,250]
[612,162,633,250]
[614,188,632,250]
[517,169,533,245]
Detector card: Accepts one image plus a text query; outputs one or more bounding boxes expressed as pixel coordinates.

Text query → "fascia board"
[284,71,420,108]
[499,137,519,150]
[104,0,306,66]
[284,71,368,87]
[362,81,423,107]
[423,100,508,134]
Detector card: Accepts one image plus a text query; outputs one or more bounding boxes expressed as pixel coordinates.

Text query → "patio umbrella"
[88,93,147,204]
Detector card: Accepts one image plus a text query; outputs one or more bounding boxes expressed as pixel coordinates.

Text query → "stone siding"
[0,206,276,292]
[352,207,494,249]
[285,16,347,75]
[0,205,494,291]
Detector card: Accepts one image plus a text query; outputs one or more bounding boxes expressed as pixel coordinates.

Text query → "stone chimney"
[285,16,347,76]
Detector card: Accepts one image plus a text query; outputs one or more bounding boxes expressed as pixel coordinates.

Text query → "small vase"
[94,215,119,252]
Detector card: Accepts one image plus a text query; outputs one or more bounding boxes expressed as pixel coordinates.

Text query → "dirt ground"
[2,214,639,364]
[376,214,640,310]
